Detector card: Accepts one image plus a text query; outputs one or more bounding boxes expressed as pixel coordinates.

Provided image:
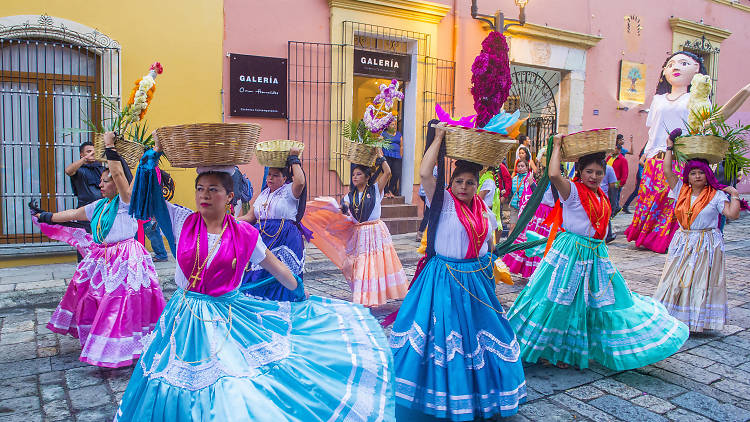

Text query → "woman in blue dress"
[239,146,308,301]
[390,122,526,421]
[116,141,394,421]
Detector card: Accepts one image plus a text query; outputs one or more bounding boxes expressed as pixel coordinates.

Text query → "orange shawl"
[674,185,715,229]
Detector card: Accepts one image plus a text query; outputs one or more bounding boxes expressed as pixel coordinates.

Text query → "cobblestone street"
[1,213,750,421]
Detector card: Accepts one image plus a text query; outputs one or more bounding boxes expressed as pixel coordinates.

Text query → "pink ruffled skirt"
[46,236,165,368]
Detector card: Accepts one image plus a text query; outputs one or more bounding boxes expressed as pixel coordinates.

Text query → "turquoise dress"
[390,191,526,421]
[115,205,394,421]
[507,181,688,370]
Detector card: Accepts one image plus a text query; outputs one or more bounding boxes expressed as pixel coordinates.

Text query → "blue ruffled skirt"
[115,288,394,421]
[242,218,305,301]
[390,253,526,421]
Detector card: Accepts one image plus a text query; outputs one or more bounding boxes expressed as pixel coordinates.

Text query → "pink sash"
[177,213,259,296]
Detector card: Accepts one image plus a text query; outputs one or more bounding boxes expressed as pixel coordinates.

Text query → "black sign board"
[229,53,287,118]
[353,49,411,81]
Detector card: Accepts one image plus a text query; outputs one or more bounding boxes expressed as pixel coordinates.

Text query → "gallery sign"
[229,53,287,118]
[353,49,411,81]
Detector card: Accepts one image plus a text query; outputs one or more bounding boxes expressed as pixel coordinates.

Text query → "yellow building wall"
[0,0,223,266]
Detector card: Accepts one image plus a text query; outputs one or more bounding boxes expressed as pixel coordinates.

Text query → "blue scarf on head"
[129,149,176,257]
[91,196,120,244]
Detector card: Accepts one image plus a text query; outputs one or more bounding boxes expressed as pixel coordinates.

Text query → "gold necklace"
[188,222,229,289]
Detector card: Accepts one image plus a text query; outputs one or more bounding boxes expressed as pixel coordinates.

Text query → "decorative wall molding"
[482,22,602,49]
[328,0,451,24]
[710,0,750,13]
[668,17,732,43]
[0,14,121,50]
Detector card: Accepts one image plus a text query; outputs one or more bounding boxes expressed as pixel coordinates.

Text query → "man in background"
[65,141,104,207]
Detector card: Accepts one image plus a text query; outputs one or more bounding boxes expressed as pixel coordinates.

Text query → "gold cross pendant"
[189,272,202,289]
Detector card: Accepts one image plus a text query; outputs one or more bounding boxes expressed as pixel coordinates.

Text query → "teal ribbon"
[494,135,554,257]
[91,195,120,244]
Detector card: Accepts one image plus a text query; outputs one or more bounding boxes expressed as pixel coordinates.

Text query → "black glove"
[38,212,54,224]
[286,154,302,167]
[28,200,45,216]
[104,147,121,161]
[375,156,386,167]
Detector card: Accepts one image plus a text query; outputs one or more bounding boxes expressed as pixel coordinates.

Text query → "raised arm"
[64,155,89,177]
[103,132,132,203]
[664,136,679,189]
[718,82,750,121]
[288,147,306,199]
[375,148,391,195]
[549,134,571,200]
[420,123,445,201]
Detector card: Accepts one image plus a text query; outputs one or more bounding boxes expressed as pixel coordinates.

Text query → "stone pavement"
[1,212,750,421]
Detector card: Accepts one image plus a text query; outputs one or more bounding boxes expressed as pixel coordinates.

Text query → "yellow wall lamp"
[470,0,529,32]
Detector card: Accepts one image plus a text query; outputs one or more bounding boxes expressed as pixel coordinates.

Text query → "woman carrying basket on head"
[653,130,746,332]
[625,51,750,253]
[303,148,409,306]
[115,134,394,421]
[390,123,526,421]
[507,134,688,370]
[239,146,308,301]
[29,131,165,368]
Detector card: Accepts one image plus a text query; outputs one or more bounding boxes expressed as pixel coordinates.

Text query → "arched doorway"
[504,67,559,155]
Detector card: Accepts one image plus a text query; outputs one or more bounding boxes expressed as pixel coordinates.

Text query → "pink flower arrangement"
[471,32,512,128]
[364,79,403,133]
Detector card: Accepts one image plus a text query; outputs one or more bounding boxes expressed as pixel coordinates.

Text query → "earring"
[225,202,231,214]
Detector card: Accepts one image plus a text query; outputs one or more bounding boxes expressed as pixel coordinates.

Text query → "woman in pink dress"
[30,131,165,367]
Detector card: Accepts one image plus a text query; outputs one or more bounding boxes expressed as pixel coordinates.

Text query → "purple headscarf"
[683,159,749,211]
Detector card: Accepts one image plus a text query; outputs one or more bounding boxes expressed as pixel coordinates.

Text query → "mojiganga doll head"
[655,51,707,95]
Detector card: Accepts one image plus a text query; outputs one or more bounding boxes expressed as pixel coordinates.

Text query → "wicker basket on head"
[441,124,516,167]
[674,135,728,164]
[345,140,379,166]
[256,140,304,168]
[560,128,617,162]
[154,123,261,168]
[92,133,145,169]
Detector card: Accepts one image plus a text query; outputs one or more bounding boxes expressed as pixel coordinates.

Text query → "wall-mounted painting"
[618,60,647,104]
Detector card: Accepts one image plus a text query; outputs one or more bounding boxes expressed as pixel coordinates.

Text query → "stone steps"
[380,196,420,235]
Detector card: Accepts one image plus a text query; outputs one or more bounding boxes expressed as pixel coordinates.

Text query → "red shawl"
[448,189,489,259]
[542,181,611,255]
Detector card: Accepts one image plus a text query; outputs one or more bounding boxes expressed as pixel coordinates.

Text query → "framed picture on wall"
[618,60,647,104]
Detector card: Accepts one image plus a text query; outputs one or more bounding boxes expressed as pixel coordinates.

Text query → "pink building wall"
[223,0,750,200]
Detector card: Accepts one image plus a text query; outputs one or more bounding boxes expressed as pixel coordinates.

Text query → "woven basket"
[92,133,145,169]
[561,128,616,162]
[442,124,516,167]
[256,140,304,168]
[345,140,379,166]
[154,123,261,168]
[674,135,728,164]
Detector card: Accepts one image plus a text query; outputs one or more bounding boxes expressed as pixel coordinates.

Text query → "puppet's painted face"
[663,54,701,90]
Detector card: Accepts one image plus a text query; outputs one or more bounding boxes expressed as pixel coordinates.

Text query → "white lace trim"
[74,241,158,293]
[390,321,520,369]
[139,296,293,391]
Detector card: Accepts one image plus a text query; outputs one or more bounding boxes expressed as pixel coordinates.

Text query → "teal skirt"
[507,231,688,370]
[115,288,394,421]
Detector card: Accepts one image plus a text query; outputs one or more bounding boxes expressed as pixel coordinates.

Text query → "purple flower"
[471,32,512,127]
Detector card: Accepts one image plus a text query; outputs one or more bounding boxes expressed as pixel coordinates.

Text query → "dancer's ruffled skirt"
[242,218,305,301]
[503,203,552,278]
[114,289,394,422]
[390,253,526,421]
[46,237,165,368]
[654,228,727,332]
[507,231,688,370]
[303,198,408,306]
[624,157,682,253]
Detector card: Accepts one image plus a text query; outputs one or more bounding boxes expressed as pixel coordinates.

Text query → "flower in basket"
[471,31,512,128]
[363,79,403,134]
[672,104,750,183]
[125,62,164,125]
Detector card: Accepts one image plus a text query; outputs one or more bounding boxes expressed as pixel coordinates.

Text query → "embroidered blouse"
[253,183,299,221]
[427,190,498,259]
[560,180,608,238]
[167,203,267,291]
[668,180,728,230]
[342,182,385,222]
[84,198,137,244]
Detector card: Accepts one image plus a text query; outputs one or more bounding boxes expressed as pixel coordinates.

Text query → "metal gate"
[0,36,120,245]
[287,41,348,200]
[505,69,558,153]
